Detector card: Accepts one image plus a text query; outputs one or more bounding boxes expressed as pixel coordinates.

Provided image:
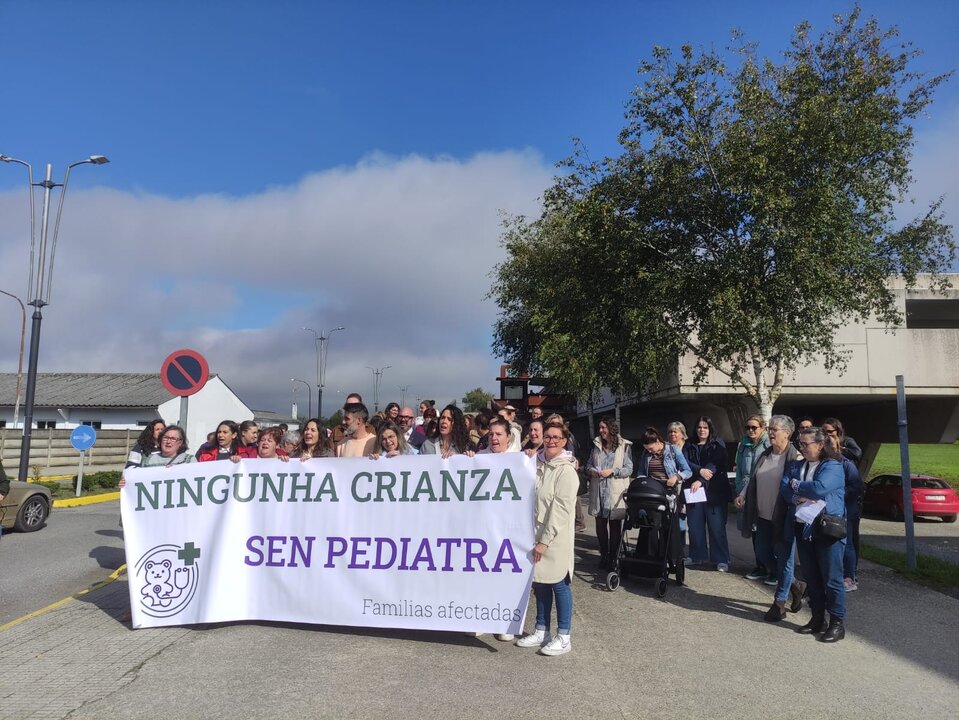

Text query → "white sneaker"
[515,630,550,648]
[495,633,515,641]
[539,634,571,656]
[717,563,729,572]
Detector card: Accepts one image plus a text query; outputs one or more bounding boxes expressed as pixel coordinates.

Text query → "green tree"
[491,7,954,420]
[461,387,494,413]
[326,409,343,429]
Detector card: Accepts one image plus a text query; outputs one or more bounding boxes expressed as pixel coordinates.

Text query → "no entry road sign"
[160,349,209,397]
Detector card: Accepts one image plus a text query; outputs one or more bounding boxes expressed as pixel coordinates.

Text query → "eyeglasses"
[543,435,565,442]
[161,435,181,443]
[799,440,821,449]
[824,428,838,435]
[398,415,414,420]
[745,425,761,431]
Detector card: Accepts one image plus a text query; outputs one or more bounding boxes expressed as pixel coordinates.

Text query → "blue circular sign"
[70,425,97,452]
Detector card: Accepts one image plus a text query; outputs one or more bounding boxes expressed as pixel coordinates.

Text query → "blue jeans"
[533,575,572,635]
[687,503,730,565]
[755,518,795,602]
[796,528,846,619]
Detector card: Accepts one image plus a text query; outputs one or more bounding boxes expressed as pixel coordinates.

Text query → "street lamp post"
[398,385,411,408]
[304,325,344,419]
[366,365,392,412]
[1,154,109,483]
[0,290,26,429]
[291,377,311,418]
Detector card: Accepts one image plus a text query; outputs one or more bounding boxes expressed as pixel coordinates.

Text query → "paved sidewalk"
[2,513,958,719]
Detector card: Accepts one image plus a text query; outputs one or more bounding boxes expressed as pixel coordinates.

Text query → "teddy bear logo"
[135,543,200,618]
[142,559,190,608]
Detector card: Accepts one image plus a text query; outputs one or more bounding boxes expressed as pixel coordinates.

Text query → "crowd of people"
[122,396,864,651]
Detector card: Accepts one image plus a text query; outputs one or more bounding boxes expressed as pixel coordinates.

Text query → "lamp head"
[88,155,110,165]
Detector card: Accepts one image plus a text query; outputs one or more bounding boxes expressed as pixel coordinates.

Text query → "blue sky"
[1,1,957,416]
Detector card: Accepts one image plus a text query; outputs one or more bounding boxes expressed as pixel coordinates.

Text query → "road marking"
[0,564,127,633]
[54,492,120,508]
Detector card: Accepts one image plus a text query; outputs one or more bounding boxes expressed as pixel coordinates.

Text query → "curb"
[0,565,127,633]
[54,492,120,508]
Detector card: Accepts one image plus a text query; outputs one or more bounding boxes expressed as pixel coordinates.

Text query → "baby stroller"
[605,476,684,597]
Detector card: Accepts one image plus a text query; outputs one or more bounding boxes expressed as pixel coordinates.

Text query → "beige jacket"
[533,453,580,584]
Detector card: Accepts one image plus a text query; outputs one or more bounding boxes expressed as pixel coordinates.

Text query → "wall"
[0,428,141,477]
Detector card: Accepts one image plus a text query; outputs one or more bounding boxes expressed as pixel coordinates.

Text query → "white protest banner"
[121,453,536,633]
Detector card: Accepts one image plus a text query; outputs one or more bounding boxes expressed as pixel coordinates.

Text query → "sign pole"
[179,396,189,434]
[75,450,85,497]
[896,375,916,569]
[160,348,209,449]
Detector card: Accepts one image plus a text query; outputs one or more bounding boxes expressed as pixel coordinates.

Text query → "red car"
[863,474,959,523]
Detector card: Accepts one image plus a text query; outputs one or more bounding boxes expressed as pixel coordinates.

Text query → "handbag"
[815,512,847,540]
[608,476,631,520]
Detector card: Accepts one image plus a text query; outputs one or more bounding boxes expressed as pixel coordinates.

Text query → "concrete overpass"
[576,275,959,477]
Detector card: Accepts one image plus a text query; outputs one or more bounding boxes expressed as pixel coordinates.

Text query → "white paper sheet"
[683,487,707,504]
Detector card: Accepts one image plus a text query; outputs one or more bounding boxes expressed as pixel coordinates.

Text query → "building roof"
[0,373,178,408]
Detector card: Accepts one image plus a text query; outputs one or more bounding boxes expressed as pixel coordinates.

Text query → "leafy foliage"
[491,7,954,416]
[462,387,494,412]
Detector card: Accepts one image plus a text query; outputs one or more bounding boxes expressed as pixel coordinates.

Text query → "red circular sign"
[160,349,209,397]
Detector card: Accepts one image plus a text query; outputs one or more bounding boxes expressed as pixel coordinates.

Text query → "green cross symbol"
[178,542,201,566]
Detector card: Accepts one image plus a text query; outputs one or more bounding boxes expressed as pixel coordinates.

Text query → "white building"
[0,372,255,455]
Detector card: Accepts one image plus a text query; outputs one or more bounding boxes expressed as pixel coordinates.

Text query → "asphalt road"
[3,502,958,720]
[0,500,125,625]
[859,512,959,569]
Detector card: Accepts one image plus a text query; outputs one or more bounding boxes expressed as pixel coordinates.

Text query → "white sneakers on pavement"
[515,629,550,648]
[495,633,515,641]
[515,629,572,655]
[539,634,572,656]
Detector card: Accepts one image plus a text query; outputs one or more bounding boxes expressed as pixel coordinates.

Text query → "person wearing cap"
[498,405,523,452]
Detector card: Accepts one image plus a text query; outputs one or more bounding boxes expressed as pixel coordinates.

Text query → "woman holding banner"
[294,418,335,459]
[419,405,475,457]
[369,421,416,458]
[120,426,194,488]
[516,419,579,656]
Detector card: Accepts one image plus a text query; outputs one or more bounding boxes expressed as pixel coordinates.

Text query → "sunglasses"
[745,425,761,431]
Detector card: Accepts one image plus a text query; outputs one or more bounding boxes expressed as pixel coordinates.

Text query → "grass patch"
[869,443,959,489]
[861,542,959,591]
[40,479,120,498]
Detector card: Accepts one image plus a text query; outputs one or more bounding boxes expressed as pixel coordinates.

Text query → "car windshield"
[911,477,949,489]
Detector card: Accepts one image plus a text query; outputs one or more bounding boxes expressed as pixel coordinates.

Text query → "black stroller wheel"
[606,572,621,592]
[656,578,668,598]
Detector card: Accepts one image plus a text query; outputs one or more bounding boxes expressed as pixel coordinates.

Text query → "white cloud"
[0,150,553,417]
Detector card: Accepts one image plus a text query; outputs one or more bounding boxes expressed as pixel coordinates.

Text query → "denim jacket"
[637,443,693,489]
[780,458,845,541]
